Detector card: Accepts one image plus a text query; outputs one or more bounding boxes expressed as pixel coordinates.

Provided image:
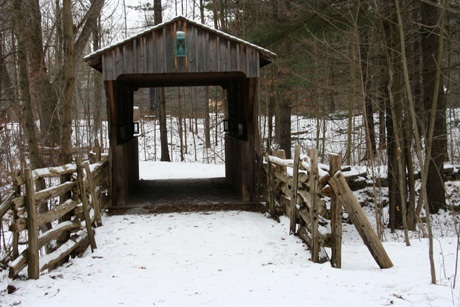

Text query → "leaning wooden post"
[289,144,301,234]
[308,148,320,263]
[76,156,97,252]
[24,168,39,279]
[329,171,393,269]
[329,154,342,268]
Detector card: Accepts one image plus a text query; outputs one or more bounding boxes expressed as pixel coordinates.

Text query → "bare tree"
[154,0,171,162]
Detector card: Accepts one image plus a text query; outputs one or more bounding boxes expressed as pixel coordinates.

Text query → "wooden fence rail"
[264,149,392,269]
[0,154,109,279]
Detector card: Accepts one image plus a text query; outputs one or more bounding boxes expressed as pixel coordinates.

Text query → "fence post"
[289,144,300,234]
[329,171,393,269]
[84,161,103,226]
[76,156,97,252]
[24,168,39,279]
[308,148,320,263]
[329,154,342,268]
[265,153,276,218]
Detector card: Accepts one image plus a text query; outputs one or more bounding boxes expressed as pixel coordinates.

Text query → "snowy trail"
[1,210,457,307]
[1,162,459,306]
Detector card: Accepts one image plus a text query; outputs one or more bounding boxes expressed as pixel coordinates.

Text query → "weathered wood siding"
[100,19,261,80]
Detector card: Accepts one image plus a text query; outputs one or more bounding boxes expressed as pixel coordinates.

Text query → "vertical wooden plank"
[256,52,260,77]
[111,49,117,79]
[308,148,320,263]
[24,168,39,279]
[329,154,342,268]
[265,153,276,218]
[76,156,97,251]
[246,47,250,76]
[216,36,220,72]
[194,27,199,72]
[143,36,147,73]
[163,28,169,73]
[227,40,231,71]
[133,39,138,74]
[236,44,240,71]
[184,23,189,73]
[84,162,103,226]
[122,45,127,74]
[173,22,178,72]
[289,144,300,234]
[150,32,156,73]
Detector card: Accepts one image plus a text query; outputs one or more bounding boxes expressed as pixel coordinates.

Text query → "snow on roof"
[84,15,276,61]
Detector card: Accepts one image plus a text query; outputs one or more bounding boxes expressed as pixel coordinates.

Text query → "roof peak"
[84,15,276,62]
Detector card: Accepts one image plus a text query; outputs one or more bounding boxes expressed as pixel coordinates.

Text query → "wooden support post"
[290,144,300,234]
[76,156,97,252]
[329,154,342,268]
[84,161,103,226]
[24,168,39,279]
[265,152,276,219]
[95,146,102,162]
[308,148,320,263]
[329,171,393,269]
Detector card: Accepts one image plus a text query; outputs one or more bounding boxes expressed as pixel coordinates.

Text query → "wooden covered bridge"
[84,16,276,208]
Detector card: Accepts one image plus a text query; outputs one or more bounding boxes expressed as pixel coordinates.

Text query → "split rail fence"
[263,146,393,269]
[0,152,108,279]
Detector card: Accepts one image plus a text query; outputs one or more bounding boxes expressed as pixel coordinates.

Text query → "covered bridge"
[84,16,276,207]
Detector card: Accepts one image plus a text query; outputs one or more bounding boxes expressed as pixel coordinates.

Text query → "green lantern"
[175,31,186,57]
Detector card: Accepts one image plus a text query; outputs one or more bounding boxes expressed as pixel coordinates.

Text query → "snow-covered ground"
[1,162,460,307]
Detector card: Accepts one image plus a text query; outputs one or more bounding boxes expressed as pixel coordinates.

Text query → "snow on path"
[1,211,457,307]
[1,162,458,306]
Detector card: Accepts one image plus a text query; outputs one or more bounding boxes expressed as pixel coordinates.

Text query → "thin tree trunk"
[395,0,437,284]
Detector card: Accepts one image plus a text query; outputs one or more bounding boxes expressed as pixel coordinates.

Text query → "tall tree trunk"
[421,0,446,213]
[27,0,60,150]
[12,0,43,170]
[154,0,170,161]
[360,31,377,160]
[275,90,291,159]
[381,0,404,230]
[92,17,103,147]
[60,0,75,164]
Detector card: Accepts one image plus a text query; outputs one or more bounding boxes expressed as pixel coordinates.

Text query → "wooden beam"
[76,156,97,252]
[24,168,39,279]
[308,148,320,263]
[84,161,103,226]
[328,171,393,269]
[329,154,342,268]
[289,144,300,234]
